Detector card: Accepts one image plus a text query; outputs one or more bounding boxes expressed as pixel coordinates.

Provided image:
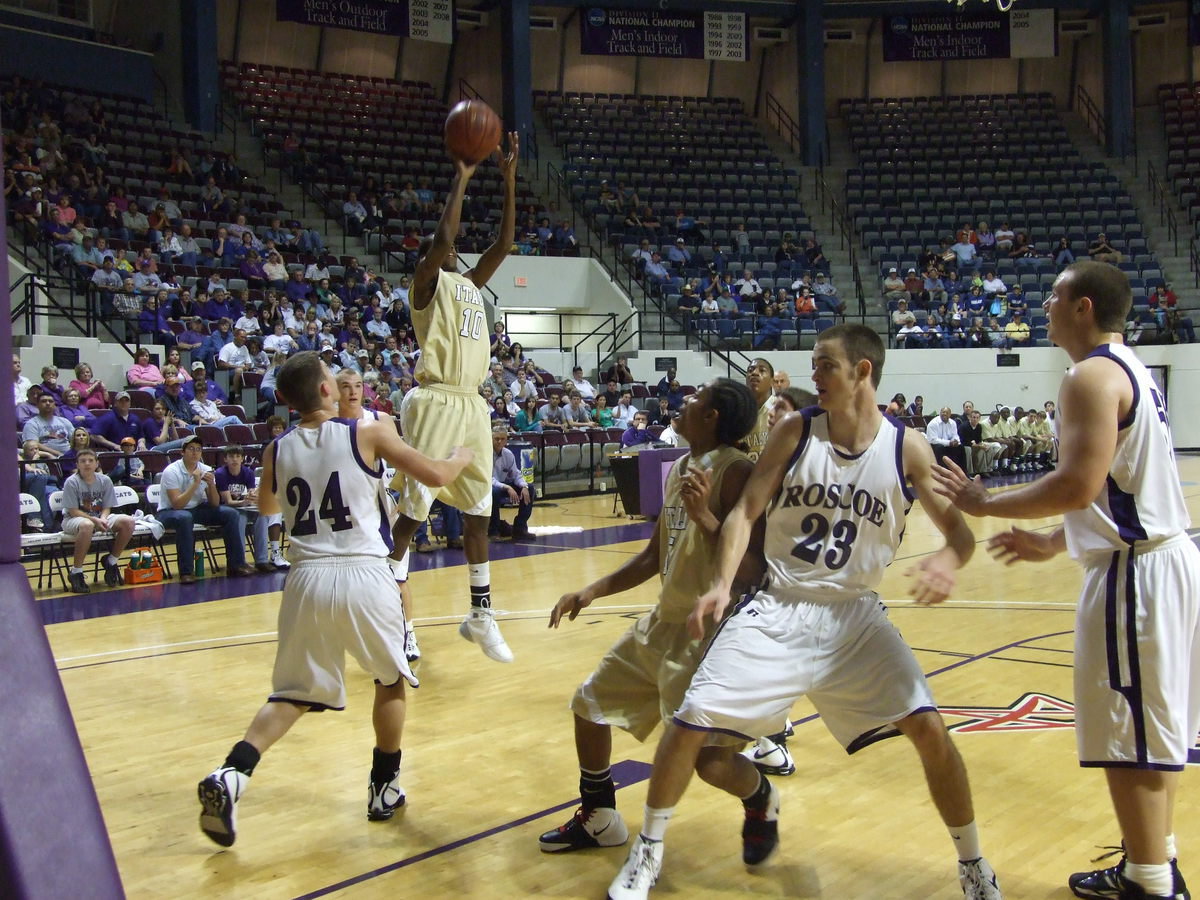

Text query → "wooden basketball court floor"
[34,455,1200,899]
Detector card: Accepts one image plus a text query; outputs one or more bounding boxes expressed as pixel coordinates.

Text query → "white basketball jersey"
[1064,343,1190,558]
[271,418,393,561]
[764,410,914,600]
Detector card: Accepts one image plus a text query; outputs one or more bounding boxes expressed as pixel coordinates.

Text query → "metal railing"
[812,170,866,320]
[1191,239,1199,289]
[1074,83,1138,171]
[458,78,485,103]
[9,273,135,352]
[1146,161,1181,258]
[764,91,802,156]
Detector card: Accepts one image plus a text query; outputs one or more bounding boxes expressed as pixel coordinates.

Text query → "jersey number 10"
[287,473,353,536]
[459,308,485,340]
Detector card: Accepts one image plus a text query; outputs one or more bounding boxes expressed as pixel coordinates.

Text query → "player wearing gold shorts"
[386,132,520,664]
[538,378,765,854]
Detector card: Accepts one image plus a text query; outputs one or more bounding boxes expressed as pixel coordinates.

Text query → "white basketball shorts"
[1075,533,1200,770]
[675,590,936,752]
[270,556,418,710]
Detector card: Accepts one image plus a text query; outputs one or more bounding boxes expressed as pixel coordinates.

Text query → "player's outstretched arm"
[903,429,973,605]
[988,525,1067,565]
[687,413,801,639]
[550,516,663,628]
[930,359,1122,519]
[411,158,477,310]
[468,132,519,290]
[361,417,472,487]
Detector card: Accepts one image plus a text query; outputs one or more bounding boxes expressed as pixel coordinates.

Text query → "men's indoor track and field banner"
[580,8,747,61]
[275,0,453,43]
[883,7,1057,61]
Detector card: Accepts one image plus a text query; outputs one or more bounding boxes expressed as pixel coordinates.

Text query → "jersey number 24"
[287,473,353,536]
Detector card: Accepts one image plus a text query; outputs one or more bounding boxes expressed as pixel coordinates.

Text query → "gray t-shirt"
[22,413,74,452]
[62,472,117,519]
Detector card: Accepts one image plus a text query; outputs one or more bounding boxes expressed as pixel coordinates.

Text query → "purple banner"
[579,8,746,60]
[275,0,453,42]
[884,11,1011,61]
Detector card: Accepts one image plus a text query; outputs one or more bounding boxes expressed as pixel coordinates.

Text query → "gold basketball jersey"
[412,269,491,389]
[657,446,749,622]
[743,399,772,461]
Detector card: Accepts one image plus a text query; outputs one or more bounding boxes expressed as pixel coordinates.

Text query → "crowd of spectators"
[886,394,1057,476]
[881,222,1195,347]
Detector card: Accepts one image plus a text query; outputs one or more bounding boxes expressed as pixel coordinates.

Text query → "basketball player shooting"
[932,261,1200,900]
[387,130,520,663]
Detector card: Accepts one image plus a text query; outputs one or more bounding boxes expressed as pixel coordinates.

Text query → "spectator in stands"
[650,396,673,427]
[156,435,253,583]
[890,298,913,329]
[925,407,966,469]
[973,221,995,261]
[15,383,40,427]
[121,201,148,241]
[199,176,226,217]
[981,270,1006,298]
[19,439,58,532]
[964,286,988,319]
[239,251,267,290]
[812,272,843,315]
[644,252,671,293]
[90,257,123,316]
[1053,236,1075,269]
[514,396,542,433]
[139,293,176,348]
[58,387,94,428]
[245,336,269,373]
[36,365,63,404]
[489,427,534,541]
[175,318,207,357]
[901,268,926,307]
[620,410,651,448]
[141,398,190,453]
[734,269,763,305]
[481,362,509,400]
[1005,311,1031,346]
[959,409,1001,477]
[57,426,93,479]
[88,391,141,453]
[1087,232,1122,265]
[71,234,103,279]
[667,237,691,269]
[803,237,829,274]
[538,393,569,432]
[216,327,252,392]
[146,204,169,246]
[186,360,227,404]
[1009,232,1040,265]
[126,347,164,388]
[11,354,31,406]
[896,314,926,349]
[571,366,597,401]
[95,199,127,241]
[262,320,297,356]
[343,190,364,236]
[564,392,595,429]
[189,379,241,429]
[23,391,74,456]
[949,234,977,270]
[214,445,274,574]
[132,259,163,296]
[69,362,108,412]
[882,267,906,303]
[1006,285,1028,317]
[200,318,233,373]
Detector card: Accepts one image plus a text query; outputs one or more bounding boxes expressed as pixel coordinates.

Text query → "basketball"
[444,99,502,165]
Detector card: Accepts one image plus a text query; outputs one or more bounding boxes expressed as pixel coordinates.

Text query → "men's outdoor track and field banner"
[883,8,1057,61]
[275,0,453,43]
[580,8,747,61]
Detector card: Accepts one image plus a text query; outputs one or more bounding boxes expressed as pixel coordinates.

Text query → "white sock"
[1166,833,1177,860]
[69,566,84,575]
[104,553,118,566]
[469,562,491,608]
[1125,861,1173,895]
[641,805,674,842]
[948,821,982,861]
[268,540,280,554]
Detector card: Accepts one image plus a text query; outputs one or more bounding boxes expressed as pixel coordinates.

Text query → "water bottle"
[140,550,153,569]
[194,551,205,577]
[129,552,141,570]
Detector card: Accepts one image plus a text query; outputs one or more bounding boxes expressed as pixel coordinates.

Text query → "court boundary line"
[288,628,1074,900]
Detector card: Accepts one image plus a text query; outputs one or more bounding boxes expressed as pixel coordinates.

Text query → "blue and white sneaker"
[959,857,1002,900]
[367,771,406,821]
[1069,847,1188,900]
[198,766,248,847]
[742,736,795,776]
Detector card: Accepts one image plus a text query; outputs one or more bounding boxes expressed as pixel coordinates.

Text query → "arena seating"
[536,90,841,348]
[220,61,547,259]
[843,93,1164,346]
[1158,82,1200,235]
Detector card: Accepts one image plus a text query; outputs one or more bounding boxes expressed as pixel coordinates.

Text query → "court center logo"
[939,692,1075,734]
